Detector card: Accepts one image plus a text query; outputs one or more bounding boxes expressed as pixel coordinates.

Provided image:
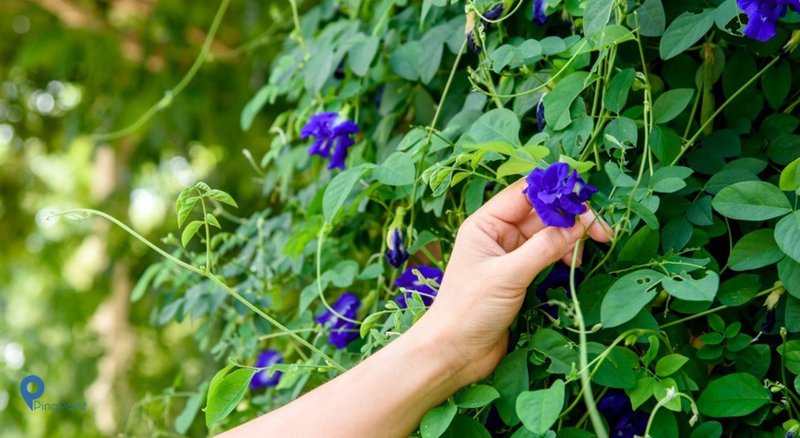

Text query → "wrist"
[406,311,478,389]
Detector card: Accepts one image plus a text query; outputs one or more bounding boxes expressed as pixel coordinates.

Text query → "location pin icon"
[20,375,44,410]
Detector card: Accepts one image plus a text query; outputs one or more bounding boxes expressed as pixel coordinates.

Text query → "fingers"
[501,223,584,286]
[473,178,532,225]
[561,240,584,267]
[578,209,614,243]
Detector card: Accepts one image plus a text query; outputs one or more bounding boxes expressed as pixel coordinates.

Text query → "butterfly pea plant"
[58,0,800,436]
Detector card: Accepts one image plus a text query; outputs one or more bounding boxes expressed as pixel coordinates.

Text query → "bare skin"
[220,178,612,438]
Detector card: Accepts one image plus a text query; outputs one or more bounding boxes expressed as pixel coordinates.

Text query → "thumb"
[501,224,583,286]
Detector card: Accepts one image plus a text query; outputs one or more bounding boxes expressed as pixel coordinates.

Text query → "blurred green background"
[0,0,288,435]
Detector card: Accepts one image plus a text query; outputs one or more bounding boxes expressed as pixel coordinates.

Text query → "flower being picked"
[316,292,361,349]
[524,162,598,228]
[737,0,800,42]
[394,266,444,308]
[249,349,284,390]
[301,112,359,170]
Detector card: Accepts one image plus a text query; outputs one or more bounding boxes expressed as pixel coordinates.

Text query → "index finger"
[473,177,532,224]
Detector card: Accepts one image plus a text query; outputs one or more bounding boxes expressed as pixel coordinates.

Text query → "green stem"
[199,193,212,272]
[91,0,231,141]
[316,226,360,324]
[658,285,780,329]
[569,243,607,438]
[407,39,467,243]
[671,55,781,165]
[53,208,345,372]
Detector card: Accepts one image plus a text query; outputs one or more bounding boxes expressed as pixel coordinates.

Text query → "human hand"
[419,177,612,386]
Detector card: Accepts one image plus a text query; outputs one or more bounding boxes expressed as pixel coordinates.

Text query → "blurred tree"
[0,0,290,435]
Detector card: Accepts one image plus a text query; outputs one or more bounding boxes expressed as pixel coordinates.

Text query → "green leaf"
[176,195,199,228]
[654,378,681,411]
[628,377,657,410]
[779,157,800,192]
[205,213,221,229]
[711,181,792,221]
[420,404,457,438]
[515,380,565,434]
[776,211,800,263]
[584,0,614,37]
[348,35,379,77]
[601,269,665,328]
[240,84,274,131]
[663,270,718,302]
[359,312,383,338]
[374,152,415,186]
[728,229,783,271]
[323,166,365,221]
[131,264,159,303]
[205,367,257,426]
[652,89,695,124]
[468,108,521,146]
[441,415,491,438]
[697,373,769,418]
[689,422,722,438]
[544,72,590,130]
[779,257,800,299]
[455,385,500,409]
[181,220,203,247]
[207,189,238,208]
[763,60,791,110]
[660,10,715,60]
[492,348,529,426]
[655,354,689,377]
[175,384,206,434]
[637,0,666,37]
[778,340,800,374]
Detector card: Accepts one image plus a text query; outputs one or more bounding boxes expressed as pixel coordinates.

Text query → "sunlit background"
[0,1,289,435]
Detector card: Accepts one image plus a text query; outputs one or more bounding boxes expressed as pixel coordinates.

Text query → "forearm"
[219,316,466,438]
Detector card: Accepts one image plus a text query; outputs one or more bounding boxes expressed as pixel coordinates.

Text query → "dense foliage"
[20,0,800,436]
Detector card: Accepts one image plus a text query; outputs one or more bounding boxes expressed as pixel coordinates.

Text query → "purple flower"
[533,0,547,25]
[597,391,649,438]
[249,350,283,390]
[524,162,598,228]
[316,292,361,349]
[394,266,444,308]
[737,0,800,41]
[482,4,504,23]
[761,308,777,332]
[535,262,583,319]
[301,112,359,170]
[385,227,409,268]
[536,97,546,131]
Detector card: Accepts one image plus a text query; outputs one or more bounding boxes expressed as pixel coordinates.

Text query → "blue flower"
[536,97,546,131]
[535,262,583,319]
[597,391,649,438]
[394,266,444,308]
[737,0,800,41]
[301,112,359,170]
[524,162,598,228]
[385,227,409,268]
[483,4,505,23]
[249,350,283,390]
[466,12,482,53]
[533,0,547,25]
[316,292,361,349]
